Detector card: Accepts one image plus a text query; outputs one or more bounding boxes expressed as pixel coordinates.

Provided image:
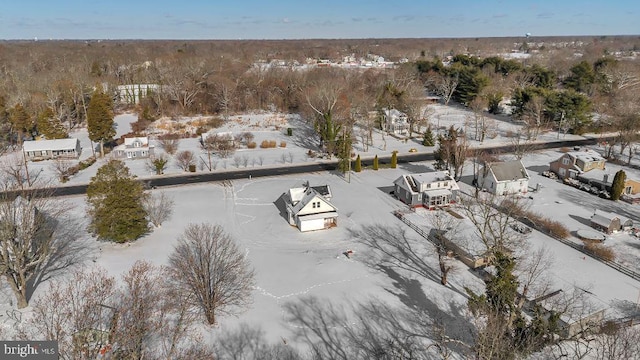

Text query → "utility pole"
[557,111,565,139]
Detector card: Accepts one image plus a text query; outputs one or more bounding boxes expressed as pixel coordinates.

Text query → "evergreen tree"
[87,87,115,157]
[354,155,362,172]
[422,126,435,146]
[87,160,148,243]
[10,104,32,145]
[36,107,68,139]
[611,170,626,200]
[390,151,398,169]
[373,155,379,170]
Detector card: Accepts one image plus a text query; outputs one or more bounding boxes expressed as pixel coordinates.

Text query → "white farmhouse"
[382,108,409,136]
[477,160,530,195]
[393,171,459,208]
[285,184,337,232]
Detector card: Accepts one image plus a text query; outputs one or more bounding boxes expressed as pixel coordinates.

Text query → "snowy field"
[3,104,640,356]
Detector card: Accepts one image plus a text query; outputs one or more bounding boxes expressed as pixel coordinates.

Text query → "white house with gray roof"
[285,184,337,232]
[22,138,81,161]
[477,160,530,195]
[393,171,459,208]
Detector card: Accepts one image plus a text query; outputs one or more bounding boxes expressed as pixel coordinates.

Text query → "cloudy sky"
[1,0,638,40]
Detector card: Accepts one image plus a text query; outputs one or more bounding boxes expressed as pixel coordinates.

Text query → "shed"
[590,210,621,234]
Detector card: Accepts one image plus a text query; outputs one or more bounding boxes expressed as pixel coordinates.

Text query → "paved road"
[3,135,615,199]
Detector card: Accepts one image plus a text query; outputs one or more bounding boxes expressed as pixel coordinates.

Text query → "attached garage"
[296,212,338,232]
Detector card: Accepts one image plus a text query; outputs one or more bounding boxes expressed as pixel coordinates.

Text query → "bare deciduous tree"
[0,186,85,308]
[17,268,117,359]
[50,158,75,182]
[143,191,174,227]
[158,137,179,155]
[175,150,195,171]
[168,223,255,325]
[20,263,213,359]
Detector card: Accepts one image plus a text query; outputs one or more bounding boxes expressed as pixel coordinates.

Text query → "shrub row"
[583,242,615,261]
[502,199,570,239]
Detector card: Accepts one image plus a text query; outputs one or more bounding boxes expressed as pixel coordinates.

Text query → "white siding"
[298,218,325,232]
[297,196,334,216]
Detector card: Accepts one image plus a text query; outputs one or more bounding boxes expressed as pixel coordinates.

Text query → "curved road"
[5,135,615,198]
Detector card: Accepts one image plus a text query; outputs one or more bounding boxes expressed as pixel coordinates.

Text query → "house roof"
[22,138,79,152]
[123,137,149,146]
[394,171,459,194]
[411,171,454,184]
[289,187,337,215]
[568,151,605,163]
[489,160,529,182]
[288,185,332,204]
[383,108,407,122]
[590,210,619,228]
[424,188,452,197]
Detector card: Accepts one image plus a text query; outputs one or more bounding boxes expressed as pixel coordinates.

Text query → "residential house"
[590,210,623,234]
[113,137,154,159]
[433,209,495,269]
[550,151,606,179]
[382,108,409,136]
[534,289,607,338]
[477,160,530,195]
[22,138,81,161]
[578,168,640,195]
[116,84,159,104]
[285,184,338,232]
[393,171,459,208]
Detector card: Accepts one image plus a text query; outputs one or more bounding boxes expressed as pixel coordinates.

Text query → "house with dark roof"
[549,151,606,179]
[477,160,530,195]
[285,184,338,232]
[22,138,81,161]
[393,171,459,208]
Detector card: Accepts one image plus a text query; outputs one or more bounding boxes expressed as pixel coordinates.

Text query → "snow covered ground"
[2,104,639,356]
[2,103,605,189]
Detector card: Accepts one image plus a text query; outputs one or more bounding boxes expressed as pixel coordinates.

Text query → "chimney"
[603,174,609,183]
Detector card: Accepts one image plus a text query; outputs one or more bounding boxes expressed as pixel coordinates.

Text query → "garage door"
[298,218,325,232]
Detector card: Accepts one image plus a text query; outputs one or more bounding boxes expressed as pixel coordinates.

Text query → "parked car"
[511,223,532,234]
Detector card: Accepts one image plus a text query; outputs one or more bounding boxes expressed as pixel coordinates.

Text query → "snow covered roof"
[123,137,149,146]
[569,151,605,163]
[411,171,455,185]
[22,138,79,152]
[289,185,332,205]
[590,210,619,228]
[288,187,337,215]
[424,188,452,197]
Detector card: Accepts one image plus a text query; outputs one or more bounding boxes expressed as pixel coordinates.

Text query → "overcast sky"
[1,0,638,40]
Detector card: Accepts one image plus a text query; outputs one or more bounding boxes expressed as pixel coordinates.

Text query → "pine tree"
[391,151,397,169]
[36,107,68,139]
[87,160,148,243]
[87,87,115,157]
[10,104,32,145]
[373,155,379,170]
[422,126,435,146]
[611,170,626,200]
[354,155,362,172]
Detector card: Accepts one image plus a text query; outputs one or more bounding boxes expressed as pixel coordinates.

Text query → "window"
[312,203,316,208]
[443,181,448,187]
[562,157,570,166]
[426,183,431,189]
[41,150,47,156]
